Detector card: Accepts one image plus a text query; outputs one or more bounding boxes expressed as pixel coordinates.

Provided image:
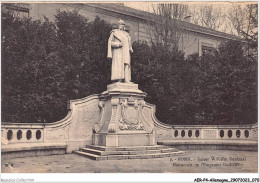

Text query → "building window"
[202,45,215,55]
[199,40,216,56]
[112,23,131,33]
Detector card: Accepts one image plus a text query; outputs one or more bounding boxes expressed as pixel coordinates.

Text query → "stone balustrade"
[155,122,258,151]
[170,123,258,141]
[1,94,102,156]
[153,114,258,144]
[2,120,257,146]
[1,123,44,145]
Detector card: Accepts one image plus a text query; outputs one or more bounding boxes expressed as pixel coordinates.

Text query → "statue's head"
[118,19,125,30]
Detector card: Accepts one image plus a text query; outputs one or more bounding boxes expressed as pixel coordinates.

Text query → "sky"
[123,2,256,35]
[123,1,254,11]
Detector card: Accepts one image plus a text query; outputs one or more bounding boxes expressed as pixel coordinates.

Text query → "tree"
[132,41,198,125]
[2,10,112,123]
[2,12,67,122]
[149,3,190,51]
[51,10,112,98]
[186,40,257,125]
[228,4,258,54]
[214,41,257,124]
[132,40,257,125]
[188,4,229,32]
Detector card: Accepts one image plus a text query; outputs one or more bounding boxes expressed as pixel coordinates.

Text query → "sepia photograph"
[1,1,258,182]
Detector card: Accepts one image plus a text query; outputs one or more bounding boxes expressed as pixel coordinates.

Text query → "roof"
[84,3,243,41]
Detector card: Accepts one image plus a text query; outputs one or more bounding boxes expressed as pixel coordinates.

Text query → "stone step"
[73,151,106,160]
[85,145,168,151]
[79,147,178,156]
[74,150,184,161]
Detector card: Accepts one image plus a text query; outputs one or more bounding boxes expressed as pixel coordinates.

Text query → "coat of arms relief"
[93,97,154,133]
[119,97,144,131]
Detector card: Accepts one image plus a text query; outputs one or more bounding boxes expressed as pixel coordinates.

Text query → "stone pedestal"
[92,82,155,147]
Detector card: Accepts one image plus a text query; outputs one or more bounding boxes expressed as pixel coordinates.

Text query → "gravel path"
[1,150,257,173]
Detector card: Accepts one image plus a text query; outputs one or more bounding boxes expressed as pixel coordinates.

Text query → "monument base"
[93,131,155,147]
[92,82,155,147]
[74,144,179,160]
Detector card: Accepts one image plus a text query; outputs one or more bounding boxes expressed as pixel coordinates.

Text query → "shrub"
[2,12,67,122]
[2,11,112,122]
[132,40,257,125]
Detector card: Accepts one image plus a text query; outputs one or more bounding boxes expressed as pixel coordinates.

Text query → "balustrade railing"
[171,124,257,141]
[2,122,258,145]
[1,123,44,145]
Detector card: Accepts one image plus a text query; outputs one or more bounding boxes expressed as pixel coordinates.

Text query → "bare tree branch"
[149,3,190,51]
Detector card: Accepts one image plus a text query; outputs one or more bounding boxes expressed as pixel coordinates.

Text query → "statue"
[107,19,133,83]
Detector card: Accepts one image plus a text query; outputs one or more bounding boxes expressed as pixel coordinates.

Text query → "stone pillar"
[92,82,155,147]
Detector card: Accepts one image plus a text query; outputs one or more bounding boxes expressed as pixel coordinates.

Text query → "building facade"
[2,2,242,56]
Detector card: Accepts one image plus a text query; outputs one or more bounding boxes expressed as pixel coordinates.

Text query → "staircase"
[73,145,182,160]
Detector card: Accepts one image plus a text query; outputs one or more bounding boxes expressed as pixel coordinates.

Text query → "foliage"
[132,42,200,125]
[228,4,258,56]
[55,11,112,97]
[2,11,112,122]
[132,40,257,125]
[2,12,67,122]
[211,41,257,124]
[2,10,257,125]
